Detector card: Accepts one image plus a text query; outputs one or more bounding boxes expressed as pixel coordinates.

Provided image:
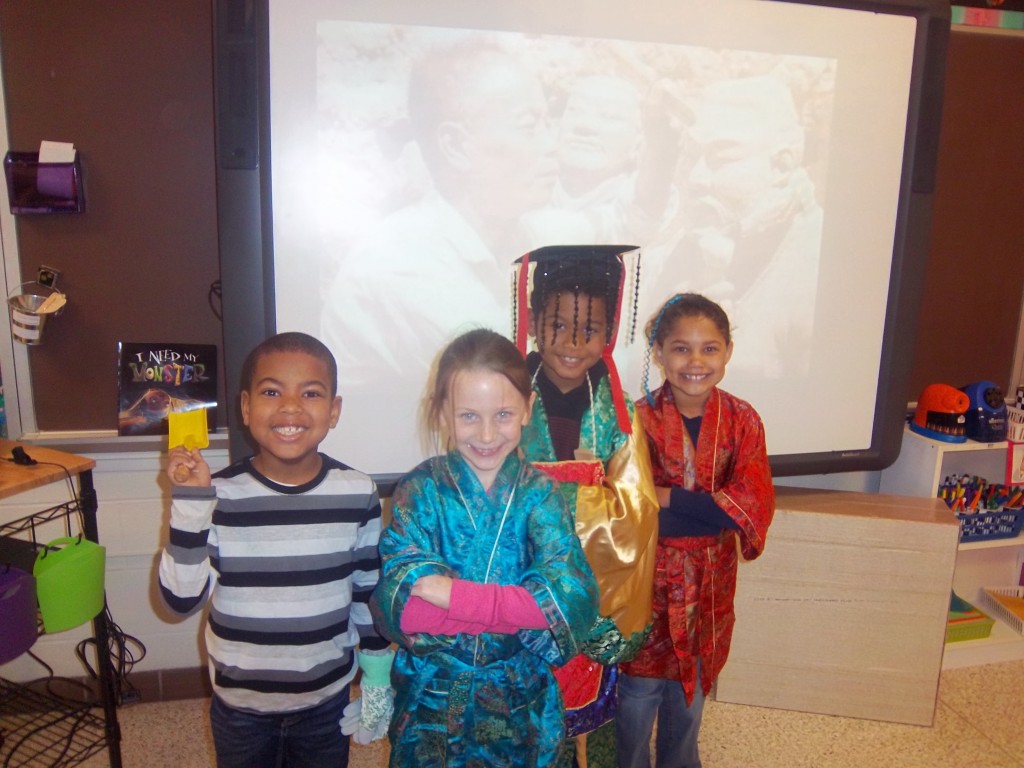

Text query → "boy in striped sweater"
[159,332,391,768]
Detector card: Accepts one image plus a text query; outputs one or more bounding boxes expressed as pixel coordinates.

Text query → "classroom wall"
[0,0,225,432]
[0,10,1021,683]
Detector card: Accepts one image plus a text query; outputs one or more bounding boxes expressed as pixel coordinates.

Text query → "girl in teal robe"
[372,329,599,768]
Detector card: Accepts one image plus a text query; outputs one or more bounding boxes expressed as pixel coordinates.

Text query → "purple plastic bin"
[0,566,38,664]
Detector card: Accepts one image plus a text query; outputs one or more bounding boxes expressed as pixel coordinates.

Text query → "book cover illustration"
[117,342,217,437]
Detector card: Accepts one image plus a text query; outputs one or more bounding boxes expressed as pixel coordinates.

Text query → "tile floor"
[75,660,1024,768]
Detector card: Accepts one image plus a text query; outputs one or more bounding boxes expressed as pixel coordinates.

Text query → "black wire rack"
[0,488,122,768]
[0,679,108,768]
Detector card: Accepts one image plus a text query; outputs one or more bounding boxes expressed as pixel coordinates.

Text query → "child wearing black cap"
[513,245,660,768]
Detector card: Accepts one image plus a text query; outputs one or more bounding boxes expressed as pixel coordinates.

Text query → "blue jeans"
[615,672,705,768]
[209,688,350,768]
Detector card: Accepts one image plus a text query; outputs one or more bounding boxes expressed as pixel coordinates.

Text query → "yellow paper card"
[167,408,210,451]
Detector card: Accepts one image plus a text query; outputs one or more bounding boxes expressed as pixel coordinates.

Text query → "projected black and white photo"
[268,1,919,474]
[316,25,833,378]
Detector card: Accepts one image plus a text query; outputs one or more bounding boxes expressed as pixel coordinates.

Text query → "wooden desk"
[0,441,122,767]
[0,440,96,500]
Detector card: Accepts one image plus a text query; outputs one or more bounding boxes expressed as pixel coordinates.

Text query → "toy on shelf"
[910,383,969,443]
[960,381,1008,442]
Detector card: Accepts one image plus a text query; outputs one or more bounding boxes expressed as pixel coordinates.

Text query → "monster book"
[117,342,217,437]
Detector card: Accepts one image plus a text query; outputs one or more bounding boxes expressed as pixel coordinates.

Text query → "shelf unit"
[0,445,122,767]
[879,427,1022,670]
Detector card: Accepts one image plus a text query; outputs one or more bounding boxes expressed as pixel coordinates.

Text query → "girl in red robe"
[616,293,775,768]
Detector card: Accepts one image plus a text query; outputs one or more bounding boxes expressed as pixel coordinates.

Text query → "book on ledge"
[117,342,217,437]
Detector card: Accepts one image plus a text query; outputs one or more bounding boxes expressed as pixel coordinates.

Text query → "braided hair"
[530,253,623,350]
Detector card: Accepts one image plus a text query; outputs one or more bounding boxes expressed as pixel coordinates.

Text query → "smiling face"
[441,367,534,490]
[558,75,642,179]
[240,349,341,485]
[654,313,733,418]
[445,53,557,221]
[531,292,609,393]
[686,76,803,229]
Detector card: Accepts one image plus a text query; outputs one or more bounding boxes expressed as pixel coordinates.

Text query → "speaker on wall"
[214,0,259,171]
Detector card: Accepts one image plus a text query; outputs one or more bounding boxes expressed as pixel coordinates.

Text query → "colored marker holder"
[956,508,1024,543]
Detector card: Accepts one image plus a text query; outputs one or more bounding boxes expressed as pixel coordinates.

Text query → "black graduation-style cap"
[512,244,641,351]
[513,243,639,265]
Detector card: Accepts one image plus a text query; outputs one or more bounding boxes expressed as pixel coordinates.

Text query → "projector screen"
[215,0,949,481]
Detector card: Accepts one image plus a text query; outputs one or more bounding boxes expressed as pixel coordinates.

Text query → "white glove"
[339,647,395,744]
[340,694,392,745]
[360,682,394,738]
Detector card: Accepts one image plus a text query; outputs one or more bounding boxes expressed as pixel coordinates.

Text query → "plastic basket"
[980,587,1024,636]
[946,615,995,643]
[956,507,1024,542]
[946,591,995,643]
[33,535,105,633]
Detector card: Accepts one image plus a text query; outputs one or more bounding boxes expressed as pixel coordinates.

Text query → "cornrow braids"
[510,267,519,342]
[531,254,622,347]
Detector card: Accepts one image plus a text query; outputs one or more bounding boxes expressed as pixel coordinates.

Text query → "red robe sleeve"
[698,389,775,561]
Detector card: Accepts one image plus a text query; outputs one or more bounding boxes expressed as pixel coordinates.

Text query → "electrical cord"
[209,279,223,320]
[75,602,148,705]
[3,453,85,538]
[24,605,149,710]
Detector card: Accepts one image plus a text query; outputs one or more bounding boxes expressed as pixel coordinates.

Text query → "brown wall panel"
[0,1,224,431]
[908,29,1024,401]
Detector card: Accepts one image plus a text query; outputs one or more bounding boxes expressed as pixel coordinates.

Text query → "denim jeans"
[209,688,350,768]
[615,672,705,768]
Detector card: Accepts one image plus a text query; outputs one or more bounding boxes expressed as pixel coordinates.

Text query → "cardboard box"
[714,487,959,726]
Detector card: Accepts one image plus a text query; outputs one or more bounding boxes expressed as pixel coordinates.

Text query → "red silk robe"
[621,385,775,704]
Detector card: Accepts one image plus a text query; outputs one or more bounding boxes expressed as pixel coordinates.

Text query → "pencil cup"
[7,281,66,345]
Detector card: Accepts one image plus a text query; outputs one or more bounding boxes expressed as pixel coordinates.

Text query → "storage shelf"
[960,535,1024,551]
[0,456,121,768]
[939,438,1007,452]
[943,620,1024,669]
[880,426,1024,671]
[0,680,108,768]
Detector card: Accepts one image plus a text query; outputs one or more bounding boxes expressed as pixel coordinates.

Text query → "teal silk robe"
[372,451,598,768]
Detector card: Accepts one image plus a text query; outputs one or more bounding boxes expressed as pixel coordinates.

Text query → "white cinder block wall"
[0,447,878,684]
[0,447,230,682]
